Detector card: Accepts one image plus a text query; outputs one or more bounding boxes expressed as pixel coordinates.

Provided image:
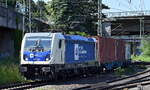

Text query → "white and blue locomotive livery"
[20,33,98,80]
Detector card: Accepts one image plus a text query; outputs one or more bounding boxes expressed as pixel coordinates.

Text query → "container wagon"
[20,33,130,80]
[95,36,129,70]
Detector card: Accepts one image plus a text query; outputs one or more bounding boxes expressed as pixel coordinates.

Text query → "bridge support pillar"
[0,30,14,58]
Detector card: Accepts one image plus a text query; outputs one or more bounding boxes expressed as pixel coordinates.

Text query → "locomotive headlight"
[45,54,51,61]
[25,58,28,61]
[46,58,49,61]
[23,55,29,61]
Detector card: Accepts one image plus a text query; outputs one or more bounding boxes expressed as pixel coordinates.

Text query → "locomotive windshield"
[24,37,51,52]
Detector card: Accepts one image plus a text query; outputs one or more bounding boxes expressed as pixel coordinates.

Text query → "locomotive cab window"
[24,37,52,52]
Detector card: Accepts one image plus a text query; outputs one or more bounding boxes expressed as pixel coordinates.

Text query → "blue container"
[64,35,96,64]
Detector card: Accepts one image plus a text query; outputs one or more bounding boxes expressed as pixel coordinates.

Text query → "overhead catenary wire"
[138,0,147,11]
[103,0,147,37]
[123,0,144,11]
[104,0,148,12]
[118,0,134,11]
[123,0,139,11]
[103,0,132,12]
[127,0,132,11]
[104,0,135,12]
[122,0,133,11]
[139,0,142,11]
[142,0,146,11]
[125,0,139,11]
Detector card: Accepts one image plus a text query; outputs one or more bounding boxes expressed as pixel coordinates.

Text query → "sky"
[34,0,150,12]
[103,0,150,12]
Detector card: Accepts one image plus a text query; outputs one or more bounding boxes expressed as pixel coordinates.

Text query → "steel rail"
[0,81,48,90]
[111,79,150,90]
[73,66,150,90]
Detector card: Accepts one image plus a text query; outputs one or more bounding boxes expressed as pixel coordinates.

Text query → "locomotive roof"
[64,35,96,42]
[25,33,52,37]
[24,33,96,42]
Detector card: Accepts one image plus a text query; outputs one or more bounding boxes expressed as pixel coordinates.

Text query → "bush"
[68,31,89,36]
[132,37,150,62]
[0,64,25,85]
[0,57,26,85]
[131,55,150,62]
[115,66,135,76]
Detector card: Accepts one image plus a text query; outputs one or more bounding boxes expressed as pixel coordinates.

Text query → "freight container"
[95,36,126,69]
[115,40,125,61]
[96,36,116,63]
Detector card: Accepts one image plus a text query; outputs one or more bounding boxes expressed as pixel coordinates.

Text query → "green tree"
[34,1,49,21]
[132,37,150,62]
[141,38,150,56]
[46,0,109,35]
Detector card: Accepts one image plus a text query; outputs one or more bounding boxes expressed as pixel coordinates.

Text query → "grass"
[131,55,150,62]
[115,65,147,76]
[0,64,25,84]
[0,57,26,85]
[115,66,135,76]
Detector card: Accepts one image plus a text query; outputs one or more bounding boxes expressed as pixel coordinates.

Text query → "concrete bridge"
[109,16,150,36]
[0,6,23,30]
[0,6,49,31]
[0,6,49,58]
[103,14,150,57]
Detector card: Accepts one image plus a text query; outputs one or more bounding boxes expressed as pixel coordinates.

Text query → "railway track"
[111,79,150,90]
[0,73,101,90]
[73,68,150,90]
[0,81,51,90]
[1,61,150,90]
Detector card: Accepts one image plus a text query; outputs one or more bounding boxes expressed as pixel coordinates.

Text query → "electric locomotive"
[20,33,98,80]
